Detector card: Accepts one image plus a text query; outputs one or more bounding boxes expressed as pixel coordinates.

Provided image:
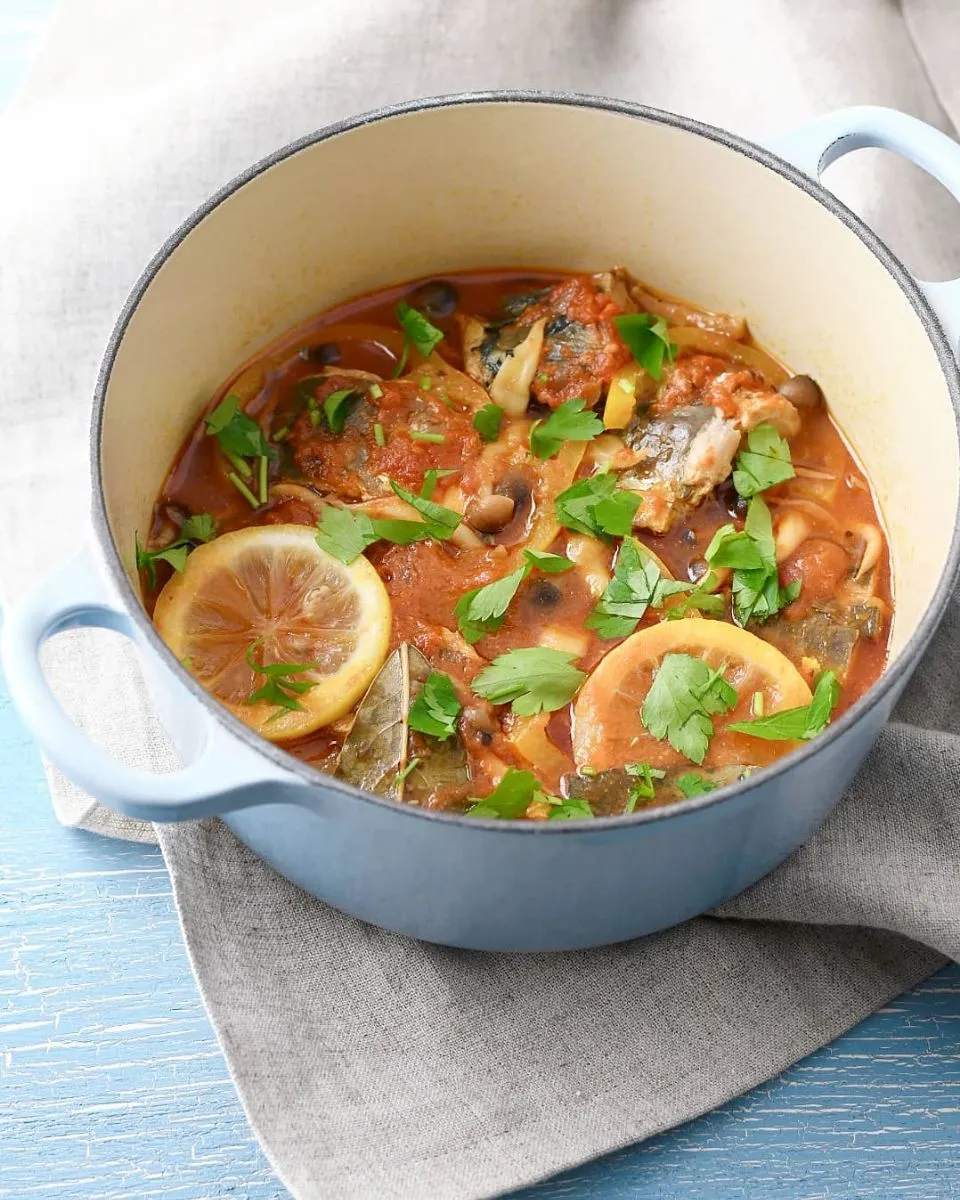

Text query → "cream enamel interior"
[101,100,959,664]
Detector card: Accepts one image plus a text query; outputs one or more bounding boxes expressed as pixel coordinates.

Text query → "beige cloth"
[2,2,959,1196]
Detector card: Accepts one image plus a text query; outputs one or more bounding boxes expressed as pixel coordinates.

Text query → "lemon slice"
[573,617,811,771]
[153,524,391,740]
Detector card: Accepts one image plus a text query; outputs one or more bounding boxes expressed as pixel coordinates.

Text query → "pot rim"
[90,89,960,834]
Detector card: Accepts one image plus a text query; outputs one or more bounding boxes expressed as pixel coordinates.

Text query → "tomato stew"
[142,268,891,819]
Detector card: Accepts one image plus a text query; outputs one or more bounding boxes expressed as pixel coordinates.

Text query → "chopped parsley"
[522,549,573,574]
[471,647,587,716]
[315,499,460,564]
[732,423,795,498]
[244,641,319,714]
[455,564,529,644]
[664,573,727,621]
[389,479,462,539]
[394,301,444,376]
[135,513,218,588]
[393,757,422,788]
[205,394,269,461]
[555,473,642,540]
[179,513,218,544]
[641,653,738,764]
[613,312,677,380]
[420,468,457,501]
[547,797,595,821]
[587,539,692,638]
[408,671,462,740]
[315,506,378,564]
[455,550,575,643]
[529,397,604,460]
[322,387,360,435]
[729,669,840,741]
[624,762,666,812]
[472,403,504,442]
[674,772,718,798]
[465,768,542,819]
[705,496,798,626]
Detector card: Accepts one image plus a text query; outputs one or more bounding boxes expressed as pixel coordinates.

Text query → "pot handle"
[766,105,960,351]
[1,547,307,822]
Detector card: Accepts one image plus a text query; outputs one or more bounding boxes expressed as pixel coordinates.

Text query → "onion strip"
[667,326,789,387]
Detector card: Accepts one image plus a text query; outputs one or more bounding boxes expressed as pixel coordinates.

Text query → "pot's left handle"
[766,105,960,352]
[1,548,306,822]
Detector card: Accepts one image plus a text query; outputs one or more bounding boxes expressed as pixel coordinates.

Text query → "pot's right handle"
[1,546,308,822]
[767,105,960,353]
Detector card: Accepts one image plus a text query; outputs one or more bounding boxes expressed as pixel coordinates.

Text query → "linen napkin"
[2,2,960,1196]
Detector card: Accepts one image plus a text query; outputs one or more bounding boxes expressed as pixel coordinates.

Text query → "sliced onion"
[409,351,491,410]
[668,326,789,387]
[490,318,546,415]
[631,279,747,339]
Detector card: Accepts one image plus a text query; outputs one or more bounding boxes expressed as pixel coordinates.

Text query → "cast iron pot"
[5,96,960,951]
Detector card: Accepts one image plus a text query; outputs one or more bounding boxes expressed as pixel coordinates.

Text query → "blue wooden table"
[3,672,960,1200]
[2,6,960,1197]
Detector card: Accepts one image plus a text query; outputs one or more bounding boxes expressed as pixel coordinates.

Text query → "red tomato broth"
[145,268,892,814]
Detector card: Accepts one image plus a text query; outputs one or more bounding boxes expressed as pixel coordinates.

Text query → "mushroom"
[777,374,824,409]
[489,319,547,415]
[409,279,459,319]
[850,522,883,580]
[466,493,516,534]
[774,511,812,563]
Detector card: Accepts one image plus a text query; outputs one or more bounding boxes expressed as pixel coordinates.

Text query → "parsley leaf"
[465,768,541,819]
[393,757,422,788]
[705,496,794,626]
[456,551,576,642]
[732,423,795,498]
[135,536,188,589]
[522,549,573,574]
[613,313,677,381]
[205,394,268,459]
[665,572,727,621]
[244,641,318,714]
[586,539,692,638]
[529,397,604,460]
[471,647,587,715]
[675,772,718,798]
[472,403,504,443]
[728,669,840,741]
[555,473,641,540]
[316,501,458,563]
[316,506,378,564]
[408,671,462,740]
[368,518,436,545]
[455,564,529,644]
[389,479,462,540]
[394,301,444,375]
[322,387,360,434]
[624,762,666,812]
[421,468,457,501]
[641,653,738,764]
[179,513,218,543]
[547,797,595,821]
[135,513,218,588]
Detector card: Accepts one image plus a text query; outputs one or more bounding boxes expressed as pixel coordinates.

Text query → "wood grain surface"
[3,676,960,1199]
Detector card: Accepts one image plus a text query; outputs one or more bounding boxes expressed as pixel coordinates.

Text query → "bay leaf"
[336,643,469,802]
